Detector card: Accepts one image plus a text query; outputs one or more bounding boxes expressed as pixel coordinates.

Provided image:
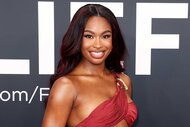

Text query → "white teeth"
[92,52,102,54]
[90,51,104,58]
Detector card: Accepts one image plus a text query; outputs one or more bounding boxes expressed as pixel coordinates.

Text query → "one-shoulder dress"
[75,74,138,127]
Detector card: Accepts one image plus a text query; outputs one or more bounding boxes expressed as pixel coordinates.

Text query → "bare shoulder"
[52,76,75,90]
[42,76,78,127]
[49,76,77,101]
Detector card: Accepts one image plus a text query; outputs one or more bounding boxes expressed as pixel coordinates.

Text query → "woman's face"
[81,16,112,65]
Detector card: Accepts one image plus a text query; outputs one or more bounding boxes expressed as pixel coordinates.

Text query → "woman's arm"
[42,77,77,127]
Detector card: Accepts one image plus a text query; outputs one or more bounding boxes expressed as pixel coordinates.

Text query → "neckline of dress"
[75,72,124,126]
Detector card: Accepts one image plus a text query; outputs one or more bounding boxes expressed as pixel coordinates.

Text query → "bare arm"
[42,77,77,127]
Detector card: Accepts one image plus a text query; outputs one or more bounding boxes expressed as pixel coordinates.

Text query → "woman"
[42,4,137,127]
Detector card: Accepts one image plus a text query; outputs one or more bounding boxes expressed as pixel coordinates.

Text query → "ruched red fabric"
[75,75,138,127]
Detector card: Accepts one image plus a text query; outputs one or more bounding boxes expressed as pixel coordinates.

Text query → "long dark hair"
[50,4,126,88]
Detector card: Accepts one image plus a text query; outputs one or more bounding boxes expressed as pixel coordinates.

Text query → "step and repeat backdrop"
[0,0,190,127]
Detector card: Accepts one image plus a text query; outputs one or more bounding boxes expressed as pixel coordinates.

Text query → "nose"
[93,37,101,48]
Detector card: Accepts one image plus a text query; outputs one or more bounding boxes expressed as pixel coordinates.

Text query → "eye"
[84,34,93,39]
[103,34,111,39]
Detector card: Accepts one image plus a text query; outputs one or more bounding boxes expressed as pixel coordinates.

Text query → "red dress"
[75,74,138,127]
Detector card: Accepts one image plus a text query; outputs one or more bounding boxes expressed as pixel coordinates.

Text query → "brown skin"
[42,16,133,127]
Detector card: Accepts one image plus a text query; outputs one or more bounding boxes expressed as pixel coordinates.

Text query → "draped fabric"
[75,75,138,127]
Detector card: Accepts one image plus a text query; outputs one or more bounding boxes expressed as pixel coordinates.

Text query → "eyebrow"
[84,30,112,34]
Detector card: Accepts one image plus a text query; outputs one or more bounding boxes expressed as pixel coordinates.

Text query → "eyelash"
[84,34,93,39]
[103,35,111,39]
[83,34,111,39]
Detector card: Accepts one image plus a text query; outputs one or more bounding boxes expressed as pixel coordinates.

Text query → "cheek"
[81,38,93,49]
[105,39,113,50]
[81,39,92,57]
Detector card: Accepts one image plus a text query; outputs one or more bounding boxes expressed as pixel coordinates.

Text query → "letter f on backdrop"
[136,3,188,75]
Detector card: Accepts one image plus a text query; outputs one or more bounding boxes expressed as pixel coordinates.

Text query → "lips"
[90,51,105,59]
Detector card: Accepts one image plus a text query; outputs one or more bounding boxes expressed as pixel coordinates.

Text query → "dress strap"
[113,72,128,91]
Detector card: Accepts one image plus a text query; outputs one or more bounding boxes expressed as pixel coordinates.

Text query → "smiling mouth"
[90,51,105,59]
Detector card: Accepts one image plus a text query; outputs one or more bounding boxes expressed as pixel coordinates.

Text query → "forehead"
[84,16,112,31]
